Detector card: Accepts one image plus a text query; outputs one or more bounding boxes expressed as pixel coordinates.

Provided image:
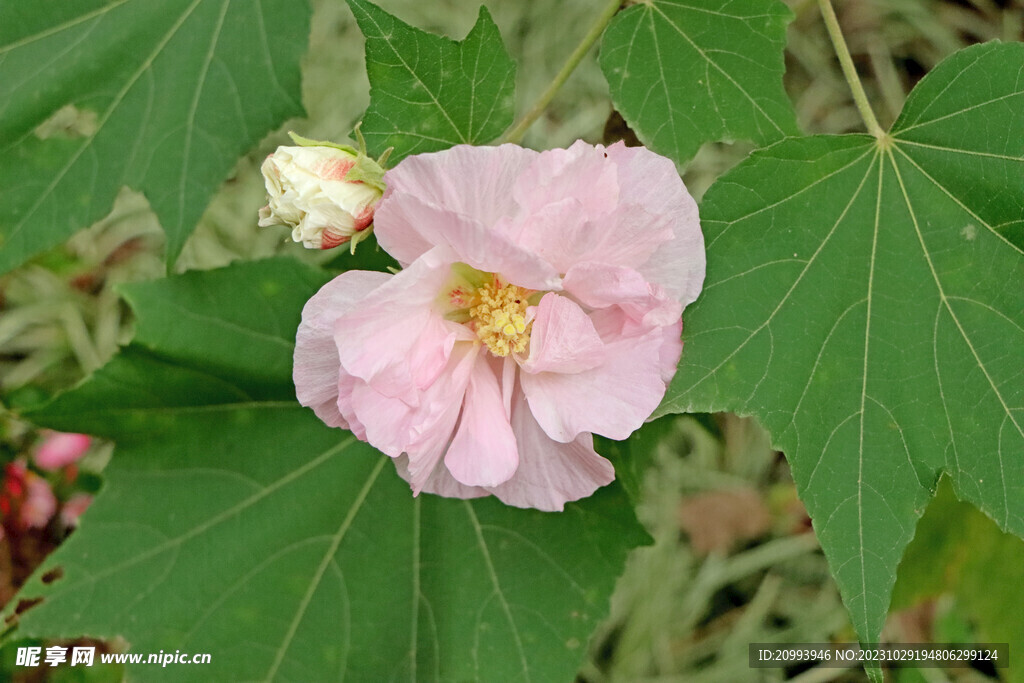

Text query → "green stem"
[501,0,622,144]
[818,0,885,139]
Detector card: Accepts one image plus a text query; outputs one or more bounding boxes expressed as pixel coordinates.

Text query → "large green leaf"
[349,0,516,163]
[2,258,647,681]
[599,0,799,165]
[0,0,309,273]
[659,42,1024,646]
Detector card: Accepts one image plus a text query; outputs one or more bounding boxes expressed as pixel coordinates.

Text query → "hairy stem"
[501,0,622,145]
[818,0,885,138]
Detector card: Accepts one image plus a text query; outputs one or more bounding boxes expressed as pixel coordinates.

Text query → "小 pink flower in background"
[0,462,57,531]
[33,431,91,471]
[59,493,93,529]
[293,141,704,511]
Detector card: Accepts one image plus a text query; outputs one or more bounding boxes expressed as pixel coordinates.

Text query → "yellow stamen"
[470,279,532,356]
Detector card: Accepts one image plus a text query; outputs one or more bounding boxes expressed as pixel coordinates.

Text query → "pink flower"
[1,462,57,530]
[293,141,704,511]
[33,431,91,471]
[60,493,93,529]
[21,470,58,529]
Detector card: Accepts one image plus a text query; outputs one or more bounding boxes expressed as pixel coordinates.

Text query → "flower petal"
[562,262,683,332]
[521,328,669,442]
[520,293,605,374]
[516,199,674,277]
[375,144,539,266]
[22,475,57,528]
[336,372,366,439]
[658,319,684,383]
[334,248,472,399]
[585,306,683,383]
[392,454,489,500]
[604,142,705,304]
[444,358,519,487]
[294,270,391,428]
[33,432,91,470]
[350,343,479,488]
[375,193,560,291]
[486,391,614,511]
[513,140,620,219]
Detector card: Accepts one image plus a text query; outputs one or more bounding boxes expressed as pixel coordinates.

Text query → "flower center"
[438,264,537,357]
[471,280,532,357]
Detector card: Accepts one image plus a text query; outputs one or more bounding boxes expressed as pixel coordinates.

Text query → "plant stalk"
[818,0,885,139]
[501,0,622,144]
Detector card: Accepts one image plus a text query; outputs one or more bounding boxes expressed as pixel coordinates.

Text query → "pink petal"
[348,383,418,458]
[604,142,705,304]
[585,307,683,382]
[521,328,669,442]
[294,270,391,428]
[500,355,516,420]
[33,432,91,470]
[562,262,683,331]
[392,454,489,500]
[336,372,367,439]
[513,140,620,219]
[349,343,478,474]
[374,193,560,291]
[506,141,678,274]
[485,391,614,511]
[334,248,472,399]
[60,493,93,528]
[658,319,684,383]
[520,293,605,374]
[515,195,674,277]
[21,475,57,528]
[375,144,539,266]
[444,359,519,487]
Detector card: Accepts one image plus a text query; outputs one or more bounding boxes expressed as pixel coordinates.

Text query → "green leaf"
[596,414,681,505]
[3,258,646,681]
[659,42,1024,646]
[0,0,309,274]
[118,258,329,401]
[349,0,516,163]
[600,0,799,165]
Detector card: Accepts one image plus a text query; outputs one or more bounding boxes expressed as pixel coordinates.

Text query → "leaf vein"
[263,456,386,681]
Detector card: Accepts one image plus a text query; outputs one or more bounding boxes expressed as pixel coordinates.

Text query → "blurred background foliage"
[1,0,1022,680]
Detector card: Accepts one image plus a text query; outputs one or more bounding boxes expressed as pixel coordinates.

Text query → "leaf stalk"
[501,0,623,145]
[818,0,885,139]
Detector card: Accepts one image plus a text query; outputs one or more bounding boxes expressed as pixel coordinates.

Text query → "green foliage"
[894,478,1024,681]
[3,0,1022,677]
[349,0,516,163]
[0,0,310,274]
[600,0,799,165]
[595,414,681,505]
[659,41,1024,647]
[2,258,647,681]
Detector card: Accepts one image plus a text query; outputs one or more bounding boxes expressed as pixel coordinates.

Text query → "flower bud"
[258,135,385,250]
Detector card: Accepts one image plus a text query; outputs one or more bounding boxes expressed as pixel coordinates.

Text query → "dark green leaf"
[660,42,1024,646]
[600,0,799,165]
[349,0,516,163]
[0,0,309,273]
